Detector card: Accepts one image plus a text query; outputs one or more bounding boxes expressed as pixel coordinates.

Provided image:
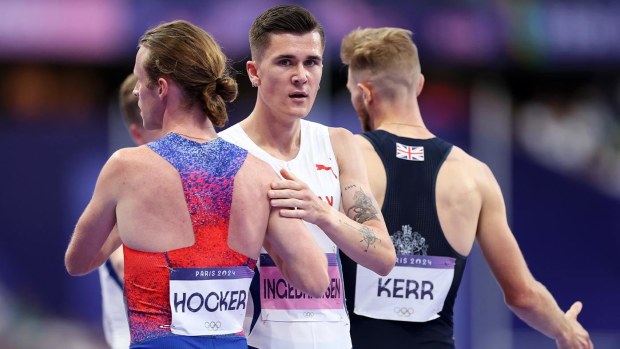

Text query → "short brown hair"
[118,73,140,127]
[139,20,237,127]
[249,5,325,60]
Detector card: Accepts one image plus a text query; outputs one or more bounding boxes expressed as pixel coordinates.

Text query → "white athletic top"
[98,262,130,349]
[219,120,351,349]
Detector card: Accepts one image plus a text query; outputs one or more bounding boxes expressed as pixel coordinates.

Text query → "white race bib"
[259,253,347,322]
[354,255,455,322]
[169,266,254,335]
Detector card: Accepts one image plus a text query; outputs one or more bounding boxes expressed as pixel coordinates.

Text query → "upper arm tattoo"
[346,188,379,224]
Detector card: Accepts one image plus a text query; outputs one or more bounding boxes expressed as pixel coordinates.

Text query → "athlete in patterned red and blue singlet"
[124,134,256,349]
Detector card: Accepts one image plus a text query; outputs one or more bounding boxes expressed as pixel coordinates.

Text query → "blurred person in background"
[339,27,593,349]
[65,19,329,349]
[97,73,162,349]
[219,5,395,349]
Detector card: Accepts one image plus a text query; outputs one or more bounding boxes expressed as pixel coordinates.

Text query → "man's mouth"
[289,92,308,98]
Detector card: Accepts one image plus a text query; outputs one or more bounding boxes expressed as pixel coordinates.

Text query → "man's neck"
[373,109,433,139]
[240,112,303,161]
[162,108,217,142]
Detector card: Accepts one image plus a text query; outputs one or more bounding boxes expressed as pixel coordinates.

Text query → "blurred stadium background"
[0,0,618,348]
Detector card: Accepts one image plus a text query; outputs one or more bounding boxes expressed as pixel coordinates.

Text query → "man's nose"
[292,64,308,84]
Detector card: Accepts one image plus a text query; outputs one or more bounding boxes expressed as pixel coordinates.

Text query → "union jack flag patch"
[396,142,424,161]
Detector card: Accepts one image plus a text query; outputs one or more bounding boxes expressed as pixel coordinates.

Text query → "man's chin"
[286,106,312,119]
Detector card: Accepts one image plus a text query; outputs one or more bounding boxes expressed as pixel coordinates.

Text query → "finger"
[566,301,583,320]
[278,208,304,218]
[270,197,303,208]
[280,167,299,181]
[271,179,297,190]
[268,188,300,200]
[271,169,301,189]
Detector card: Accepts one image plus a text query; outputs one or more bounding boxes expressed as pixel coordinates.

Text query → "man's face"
[251,31,324,121]
[133,46,164,130]
[346,68,372,132]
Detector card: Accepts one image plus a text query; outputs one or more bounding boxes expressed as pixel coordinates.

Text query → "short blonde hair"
[341,27,420,88]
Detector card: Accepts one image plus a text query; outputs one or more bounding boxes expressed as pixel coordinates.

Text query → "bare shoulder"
[102,146,180,199]
[353,133,373,150]
[350,132,383,166]
[352,133,377,162]
[328,127,365,168]
[328,126,354,137]
[328,126,356,150]
[233,153,279,207]
[445,145,498,191]
[100,147,141,178]
[105,146,160,177]
[109,145,154,166]
[236,153,279,185]
[447,145,492,173]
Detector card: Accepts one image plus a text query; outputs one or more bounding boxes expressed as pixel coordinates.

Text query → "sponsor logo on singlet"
[315,163,338,179]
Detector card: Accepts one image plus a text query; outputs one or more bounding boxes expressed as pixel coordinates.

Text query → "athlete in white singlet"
[219,5,396,349]
[221,120,348,348]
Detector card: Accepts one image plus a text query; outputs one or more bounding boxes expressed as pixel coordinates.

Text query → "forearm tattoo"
[342,187,381,251]
[342,219,380,252]
[346,188,379,224]
[358,225,380,252]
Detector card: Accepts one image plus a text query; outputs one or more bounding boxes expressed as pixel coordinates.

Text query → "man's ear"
[247,61,260,87]
[157,77,169,98]
[417,74,425,97]
[128,123,143,146]
[358,82,373,106]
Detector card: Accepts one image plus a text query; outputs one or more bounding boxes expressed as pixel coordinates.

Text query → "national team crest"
[391,225,428,255]
[396,143,424,161]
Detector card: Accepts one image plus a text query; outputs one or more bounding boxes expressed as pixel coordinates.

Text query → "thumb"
[566,301,583,320]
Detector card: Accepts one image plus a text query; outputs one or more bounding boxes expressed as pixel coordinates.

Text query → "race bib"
[354,255,455,322]
[169,266,254,336]
[259,253,347,322]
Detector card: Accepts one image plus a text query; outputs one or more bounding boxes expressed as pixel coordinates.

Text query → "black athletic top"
[340,130,467,349]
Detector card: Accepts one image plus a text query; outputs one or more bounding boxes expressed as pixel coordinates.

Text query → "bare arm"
[353,134,386,208]
[476,163,593,349]
[228,155,329,297]
[270,128,395,276]
[263,206,329,298]
[65,151,124,276]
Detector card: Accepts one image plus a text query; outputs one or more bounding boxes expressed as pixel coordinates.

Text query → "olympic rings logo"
[204,321,222,330]
[303,312,314,318]
[393,307,414,317]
